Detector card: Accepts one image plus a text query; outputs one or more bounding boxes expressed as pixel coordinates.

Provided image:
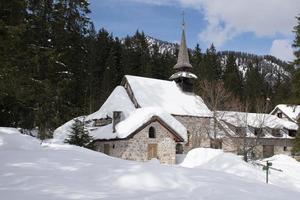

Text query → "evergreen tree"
[201,44,222,81]
[0,0,295,137]
[291,16,300,154]
[150,44,165,78]
[244,62,267,112]
[85,23,98,113]
[65,118,94,149]
[191,44,202,79]
[271,72,292,107]
[291,15,300,104]
[0,0,29,127]
[92,28,114,109]
[293,15,300,65]
[223,53,243,97]
[291,69,300,104]
[121,31,150,76]
[100,47,119,104]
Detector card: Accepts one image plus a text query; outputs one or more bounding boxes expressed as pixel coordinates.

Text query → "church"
[54,19,298,164]
[79,20,214,164]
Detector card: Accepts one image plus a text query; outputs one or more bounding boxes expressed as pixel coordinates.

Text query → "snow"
[125,75,212,117]
[54,107,187,141]
[180,148,300,192]
[260,155,300,190]
[217,111,298,130]
[86,86,135,121]
[0,127,40,150]
[169,71,198,79]
[55,75,213,142]
[116,107,187,141]
[180,148,224,168]
[180,148,300,191]
[1,128,300,200]
[271,104,300,123]
[53,116,85,143]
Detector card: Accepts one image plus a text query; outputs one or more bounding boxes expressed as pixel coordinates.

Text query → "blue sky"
[89,0,300,61]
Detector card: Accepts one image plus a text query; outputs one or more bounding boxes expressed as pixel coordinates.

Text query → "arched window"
[176,143,183,154]
[149,126,156,138]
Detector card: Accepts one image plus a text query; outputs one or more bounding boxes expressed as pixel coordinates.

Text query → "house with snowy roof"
[270,104,300,124]
[54,19,213,164]
[216,111,298,158]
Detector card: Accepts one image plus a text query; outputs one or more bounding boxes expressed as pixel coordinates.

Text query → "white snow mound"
[0,127,40,150]
[1,131,300,199]
[180,148,223,168]
[181,148,300,192]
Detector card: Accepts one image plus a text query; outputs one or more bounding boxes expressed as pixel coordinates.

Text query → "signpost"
[263,161,272,183]
[257,160,283,184]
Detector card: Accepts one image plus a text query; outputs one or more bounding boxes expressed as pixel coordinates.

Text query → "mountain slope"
[145,36,293,83]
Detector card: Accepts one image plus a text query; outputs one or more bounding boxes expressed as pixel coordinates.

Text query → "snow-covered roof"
[217,111,298,130]
[270,104,300,123]
[169,71,198,80]
[89,107,187,141]
[86,86,135,121]
[124,75,212,117]
[55,108,187,142]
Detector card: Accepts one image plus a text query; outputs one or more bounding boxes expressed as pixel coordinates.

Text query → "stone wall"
[94,121,177,164]
[222,137,294,159]
[174,116,211,152]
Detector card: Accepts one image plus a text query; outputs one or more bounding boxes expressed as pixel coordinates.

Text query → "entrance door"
[104,144,110,155]
[263,145,274,158]
[147,144,157,160]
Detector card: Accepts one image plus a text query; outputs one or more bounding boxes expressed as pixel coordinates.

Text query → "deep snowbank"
[0,127,40,150]
[1,128,300,200]
[181,148,300,191]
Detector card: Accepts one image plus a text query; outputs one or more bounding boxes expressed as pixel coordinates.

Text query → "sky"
[89,0,300,61]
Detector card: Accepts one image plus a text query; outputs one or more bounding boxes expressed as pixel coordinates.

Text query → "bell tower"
[169,12,197,93]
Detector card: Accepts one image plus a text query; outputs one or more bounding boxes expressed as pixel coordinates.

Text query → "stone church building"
[80,21,214,164]
[54,20,298,164]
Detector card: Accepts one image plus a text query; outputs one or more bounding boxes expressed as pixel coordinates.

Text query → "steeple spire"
[173,11,192,70]
[170,12,197,93]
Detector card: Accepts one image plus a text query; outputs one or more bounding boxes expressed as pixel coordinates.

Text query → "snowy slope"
[180,148,300,192]
[145,36,291,84]
[1,128,300,200]
[1,128,300,199]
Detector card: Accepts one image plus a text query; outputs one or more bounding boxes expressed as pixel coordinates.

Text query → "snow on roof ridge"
[271,104,300,122]
[125,74,173,83]
[124,75,212,117]
[217,111,298,130]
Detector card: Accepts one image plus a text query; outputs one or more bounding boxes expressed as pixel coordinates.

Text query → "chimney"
[113,111,122,133]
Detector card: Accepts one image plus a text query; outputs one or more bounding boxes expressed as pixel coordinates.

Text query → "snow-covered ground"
[1,127,300,200]
[180,148,300,191]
